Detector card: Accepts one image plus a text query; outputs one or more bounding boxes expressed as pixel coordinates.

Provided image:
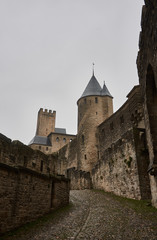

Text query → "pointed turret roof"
[80,74,113,99]
[101,82,112,97]
[81,74,102,98]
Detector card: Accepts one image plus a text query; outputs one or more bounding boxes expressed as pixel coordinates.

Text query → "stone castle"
[0,0,157,235]
[28,0,157,209]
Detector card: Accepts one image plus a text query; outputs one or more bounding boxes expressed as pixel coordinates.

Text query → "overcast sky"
[0,0,144,144]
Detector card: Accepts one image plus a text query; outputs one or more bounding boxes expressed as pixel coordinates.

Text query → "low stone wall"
[0,133,70,235]
[67,167,92,190]
[0,163,70,234]
[0,133,57,175]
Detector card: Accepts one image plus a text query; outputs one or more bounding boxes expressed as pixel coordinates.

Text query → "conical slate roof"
[80,74,112,99]
[81,74,102,98]
[101,82,112,97]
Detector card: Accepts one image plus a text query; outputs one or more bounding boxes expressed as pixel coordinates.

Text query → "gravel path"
[2,190,157,240]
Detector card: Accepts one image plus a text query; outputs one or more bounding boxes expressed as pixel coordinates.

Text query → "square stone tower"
[36,108,56,136]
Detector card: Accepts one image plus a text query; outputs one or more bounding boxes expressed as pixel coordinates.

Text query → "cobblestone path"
[3,190,157,240]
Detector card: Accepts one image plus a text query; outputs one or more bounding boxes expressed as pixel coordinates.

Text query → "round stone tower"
[77,72,113,172]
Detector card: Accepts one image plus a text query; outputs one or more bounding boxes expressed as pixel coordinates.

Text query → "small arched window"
[56,137,59,142]
[63,138,66,143]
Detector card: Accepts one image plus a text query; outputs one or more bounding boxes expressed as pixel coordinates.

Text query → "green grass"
[92,189,157,215]
[0,204,73,240]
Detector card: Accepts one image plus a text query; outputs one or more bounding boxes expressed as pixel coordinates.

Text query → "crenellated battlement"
[39,108,56,117]
[36,108,56,136]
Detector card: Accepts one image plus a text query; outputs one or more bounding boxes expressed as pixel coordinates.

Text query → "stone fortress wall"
[92,86,151,200]
[57,86,151,201]
[56,0,157,208]
[0,134,70,234]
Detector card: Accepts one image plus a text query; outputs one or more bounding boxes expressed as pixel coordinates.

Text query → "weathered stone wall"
[0,134,70,234]
[137,0,157,207]
[57,138,78,176]
[0,163,70,234]
[91,86,151,200]
[67,167,92,190]
[52,137,93,190]
[92,129,151,200]
[97,86,143,152]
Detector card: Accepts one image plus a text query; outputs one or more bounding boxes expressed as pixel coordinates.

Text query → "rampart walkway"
[2,190,157,240]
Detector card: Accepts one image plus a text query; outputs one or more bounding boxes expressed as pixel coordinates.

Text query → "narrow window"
[82,135,84,144]
[95,97,98,103]
[110,122,114,130]
[120,115,124,124]
[131,114,134,121]
[24,156,27,167]
[84,98,86,104]
[39,146,41,150]
[63,138,66,143]
[40,160,43,172]
[56,137,59,142]
[102,128,105,134]
[96,112,98,115]
[46,147,48,151]
[84,154,87,160]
